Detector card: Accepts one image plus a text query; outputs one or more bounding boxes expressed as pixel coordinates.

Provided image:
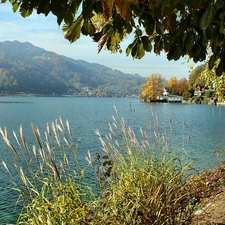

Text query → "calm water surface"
[0,96,225,224]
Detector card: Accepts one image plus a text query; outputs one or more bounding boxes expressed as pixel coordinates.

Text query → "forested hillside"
[0,41,145,96]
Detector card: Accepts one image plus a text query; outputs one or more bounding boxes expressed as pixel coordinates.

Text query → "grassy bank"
[1,108,224,224]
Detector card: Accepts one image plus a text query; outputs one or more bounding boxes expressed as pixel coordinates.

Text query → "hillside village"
[0,41,145,97]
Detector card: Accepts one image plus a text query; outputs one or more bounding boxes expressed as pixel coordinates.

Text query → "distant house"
[194,83,209,96]
[163,87,172,96]
[162,88,182,103]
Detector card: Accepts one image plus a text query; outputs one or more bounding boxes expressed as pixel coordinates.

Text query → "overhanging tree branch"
[3,0,225,75]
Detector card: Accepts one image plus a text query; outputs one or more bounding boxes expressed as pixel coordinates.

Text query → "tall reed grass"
[1,108,198,224]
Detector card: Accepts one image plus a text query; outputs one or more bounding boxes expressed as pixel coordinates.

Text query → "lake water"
[1,96,225,224]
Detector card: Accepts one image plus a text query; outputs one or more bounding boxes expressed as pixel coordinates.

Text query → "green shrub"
[18,180,97,224]
[182,91,192,101]
[90,108,196,224]
[205,90,214,98]
[194,96,203,104]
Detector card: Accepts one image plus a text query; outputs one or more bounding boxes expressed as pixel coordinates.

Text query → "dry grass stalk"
[1,110,203,224]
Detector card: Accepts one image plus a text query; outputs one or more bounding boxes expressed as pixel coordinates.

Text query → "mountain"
[0,41,145,96]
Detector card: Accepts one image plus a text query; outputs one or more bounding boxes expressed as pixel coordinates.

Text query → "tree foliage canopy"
[188,64,206,90]
[3,0,225,75]
[201,60,225,101]
[165,77,188,95]
[140,73,164,100]
[165,77,178,94]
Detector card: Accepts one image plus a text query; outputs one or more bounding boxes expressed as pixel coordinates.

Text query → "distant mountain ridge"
[0,41,145,96]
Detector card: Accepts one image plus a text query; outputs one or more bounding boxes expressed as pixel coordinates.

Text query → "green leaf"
[154,36,163,54]
[102,23,113,35]
[51,1,67,25]
[209,54,217,70]
[74,0,83,13]
[57,15,64,26]
[92,31,103,42]
[12,1,20,12]
[106,31,122,52]
[135,28,142,37]
[141,36,152,52]
[137,43,145,59]
[145,20,155,36]
[63,16,84,43]
[160,0,170,7]
[140,12,155,35]
[167,44,182,61]
[178,15,191,33]
[131,40,145,59]
[81,25,88,36]
[20,7,33,18]
[156,21,164,34]
[211,40,218,53]
[93,1,103,14]
[82,0,94,20]
[87,21,96,36]
[163,36,171,52]
[64,11,74,25]
[219,13,225,34]
[216,59,224,76]
[131,41,139,58]
[126,40,137,56]
[191,43,202,56]
[215,0,225,10]
[36,1,50,16]
[215,32,225,46]
[126,44,133,56]
[126,22,133,34]
[199,5,214,30]
[193,52,206,62]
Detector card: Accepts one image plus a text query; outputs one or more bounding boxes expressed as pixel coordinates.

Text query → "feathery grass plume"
[1,117,99,224]
[13,130,22,149]
[19,126,30,153]
[2,160,12,177]
[51,121,61,147]
[0,127,18,156]
[66,119,72,136]
[86,150,93,167]
[31,125,43,150]
[93,107,197,224]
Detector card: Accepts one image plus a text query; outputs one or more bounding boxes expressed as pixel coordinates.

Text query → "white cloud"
[0,2,200,79]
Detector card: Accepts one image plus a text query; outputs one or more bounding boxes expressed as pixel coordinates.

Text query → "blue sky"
[0,2,200,80]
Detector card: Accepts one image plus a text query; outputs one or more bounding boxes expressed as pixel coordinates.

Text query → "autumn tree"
[188,64,206,90]
[3,0,225,76]
[164,77,188,95]
[201,60,225,101]
[177,78,188,96]
[165,77,178,95]
[140,73,164,100]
